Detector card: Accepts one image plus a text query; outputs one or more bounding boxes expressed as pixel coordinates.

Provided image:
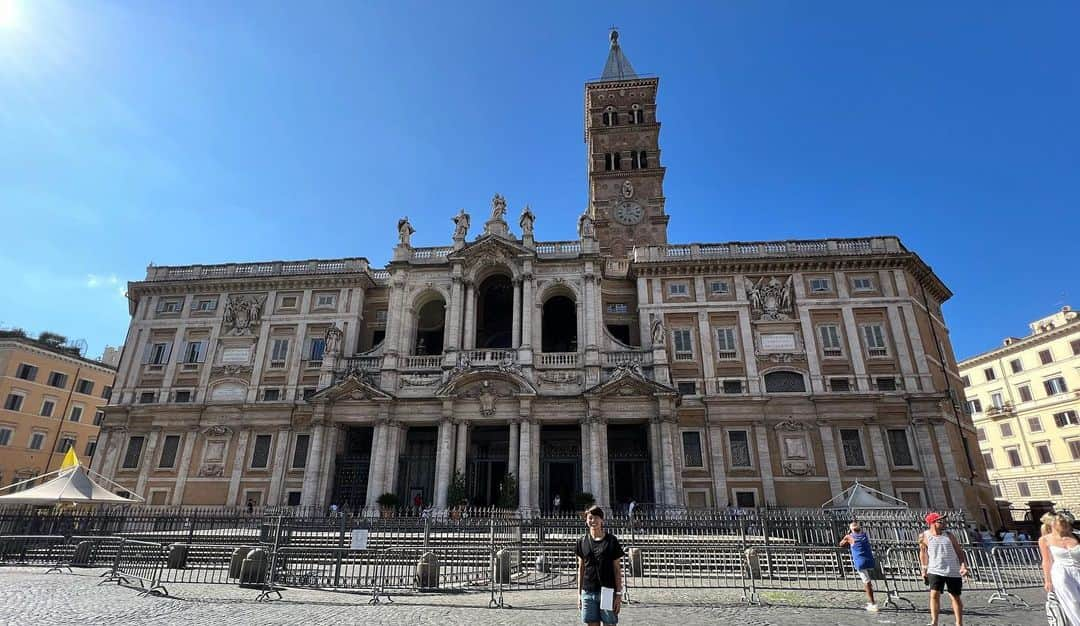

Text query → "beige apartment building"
[94,32,995,523]
[0,332,117,489]
[960,306,1080,514]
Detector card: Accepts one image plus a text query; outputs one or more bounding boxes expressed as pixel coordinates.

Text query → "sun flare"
[0,0,19,29]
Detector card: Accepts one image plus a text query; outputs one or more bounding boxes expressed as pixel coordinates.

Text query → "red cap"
[925,512,944,525]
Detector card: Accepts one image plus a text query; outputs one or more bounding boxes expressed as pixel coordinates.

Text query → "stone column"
[512,279,522,349]
[697,311,716,391]
[914,420,947,508]
[517,418,533,513]
[736,308,760,394]
[754,425,776,506]
[462,282,476,350]
[171,429,199,505]
[434,417,454,509]
[841,307,869,391]
[454,420,469,477]
[594,418,610,508]
[134,430,160,499]
[817,424,843,500]
[579,418,592,497]
[649,419,664,504]
[707,424,729,507]
[227,430,251,506]
[866,425,895,496]
[365,421,388,509]
[316,426,341,508]
[934,422,967,510]
[659,419,680,506]
[267,427,292,505]
[446,276,462,351]
[383,422,404,499]
[91,429,111,474]
[888,304,918,391]
[797,299,826,393]
[300,422,326,507]
[520,272,534,350]
[508,421,520,480]
[589,416,603,504]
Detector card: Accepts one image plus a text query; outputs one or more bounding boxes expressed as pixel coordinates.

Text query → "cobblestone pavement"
[0,567,1046,625]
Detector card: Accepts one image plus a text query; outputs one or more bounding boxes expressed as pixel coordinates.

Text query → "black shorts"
[926,574,962,596]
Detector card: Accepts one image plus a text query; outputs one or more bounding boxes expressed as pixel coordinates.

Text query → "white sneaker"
[865,603,879,612]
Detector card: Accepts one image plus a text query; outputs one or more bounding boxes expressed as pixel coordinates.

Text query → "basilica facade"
[95,33,995,522]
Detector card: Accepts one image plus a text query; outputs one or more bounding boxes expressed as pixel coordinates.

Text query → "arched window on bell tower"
[629,104,643,124]
[603,107,617,126]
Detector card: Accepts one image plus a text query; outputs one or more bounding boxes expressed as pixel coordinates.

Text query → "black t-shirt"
[575,531,625,592]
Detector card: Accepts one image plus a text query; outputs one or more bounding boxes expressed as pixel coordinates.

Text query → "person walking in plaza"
[919,512,969,626]
[1039,512,1080,626]
[839,520,879,612]
[576,505,624,626]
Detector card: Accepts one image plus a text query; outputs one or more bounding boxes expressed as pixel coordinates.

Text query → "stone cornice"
[129,273,375,298]
[959,319,1080,368]
[0,338,117,374]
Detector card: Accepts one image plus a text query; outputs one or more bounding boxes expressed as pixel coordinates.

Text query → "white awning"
[0,465,136,505]
[822,481,909,509]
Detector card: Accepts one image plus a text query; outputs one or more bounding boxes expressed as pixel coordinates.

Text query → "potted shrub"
[447,470,467,519]
[376,492,399,517]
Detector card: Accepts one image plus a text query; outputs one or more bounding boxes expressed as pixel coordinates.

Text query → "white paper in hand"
[600,586,615,611]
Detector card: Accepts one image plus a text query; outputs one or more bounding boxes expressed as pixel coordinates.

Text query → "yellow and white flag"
[60,448,79,469]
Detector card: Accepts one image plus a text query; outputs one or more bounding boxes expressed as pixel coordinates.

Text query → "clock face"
[613,201,643,225]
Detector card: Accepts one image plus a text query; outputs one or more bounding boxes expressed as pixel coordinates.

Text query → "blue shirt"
[849,532,876,570]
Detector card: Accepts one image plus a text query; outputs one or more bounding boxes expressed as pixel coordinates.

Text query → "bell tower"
[585,30,668,258]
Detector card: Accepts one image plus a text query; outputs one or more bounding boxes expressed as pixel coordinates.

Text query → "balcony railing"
[460,349,515,367]
[537,352,579,368]
[602,350,652,367]
[144,258,372,281]
[408,247,453,263]
[338,356,383,372]
[633,237,902,263]
[535,241,581,257]
[403,355,443,370]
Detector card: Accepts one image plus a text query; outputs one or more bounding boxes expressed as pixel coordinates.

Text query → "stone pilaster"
[817,424,844,500]
[866,425,895,496]
[707,423,729,506]
[754,424,776,506]
[511,279,522,349]
[267,427,292,505]
[462,281,476,350]
[517,417,533,513]
[914,420,947,508]
[508,420,520,479]
[171,428,199,505]
[454,420,469,477]
[434,412,454,509]
[841,306,869,391]
[934,422,967,510]
[226,429,251,506]
[365,420,389,509]
[300,421,326,507]
[135,430,160,499]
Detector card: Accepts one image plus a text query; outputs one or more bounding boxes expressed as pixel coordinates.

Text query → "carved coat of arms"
[223,294,266,335]
[745,276,794,321]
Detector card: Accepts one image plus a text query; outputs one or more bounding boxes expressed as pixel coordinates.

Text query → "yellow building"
[960,306,1080,513]
[0,331,117,489]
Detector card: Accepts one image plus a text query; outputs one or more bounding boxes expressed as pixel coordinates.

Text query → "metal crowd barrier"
[99,538,169,596]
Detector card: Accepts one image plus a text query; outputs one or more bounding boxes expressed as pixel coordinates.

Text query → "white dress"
[1049,543,1080,626]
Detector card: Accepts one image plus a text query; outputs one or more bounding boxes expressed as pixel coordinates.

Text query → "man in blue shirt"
[839,520,879,612]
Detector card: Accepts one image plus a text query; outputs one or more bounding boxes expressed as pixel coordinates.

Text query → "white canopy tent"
[0,463,140,506]
[821,481,909,510]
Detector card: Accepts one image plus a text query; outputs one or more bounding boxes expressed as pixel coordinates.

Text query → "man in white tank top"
[918,512,969,626]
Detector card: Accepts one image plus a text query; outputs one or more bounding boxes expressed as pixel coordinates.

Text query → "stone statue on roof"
[397,217,415,247]
[519,205,535,238]
[490,193,507,221]
[452,209,470,240]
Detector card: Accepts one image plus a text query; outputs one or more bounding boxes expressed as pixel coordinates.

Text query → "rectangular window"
[316,294,336,307]
[139,391,156,404]
[69,406,83,422]
[84,440,97,458]
[728,431,751,468]
[262,389,280,402]
[270,338,289,365]
[102,386,112,400]
[29,432,45,450]
[977,427,986,441]
[93,410,105,425]
[158,299,182,313]
[819,324,843,357]
[721,380,743,394]
[830,378,851,392]
[47,371,69,388]
[1006,448,1022,467]
[15,363,38,381]
[982,452,994,470]
[0,427,11,446]
[809,277,831,293]
[1035,443,1053,464]
[715,328,737,359]
[158,435,181,468]
[1054,410,1079,428]
[1039,349,1053,365]
[4,394,23,412]
[250,434,272,469]
[76,379,94,395]
[961,375,970,387]
[984,367,996,382]
[292,434,310,469]
[56,437,75,453]
[1009,358,1023,374]
[1044,377,1068,396]
[673,329,693,360]
[876,377,897,392]
[668,282,688,296]
[734,490,756,508]
[1072,339,1080,356]
[1048,480,1063,496]
[863,325,888,357]
[1018,385,1033,402]
[184,341,204,363]
[682,431,704,467]
[992,484,1003,498]
[1000,423,1014,437]
[280,295,298,308]
[1071,440,1080,460]
[676,381,697,395]
[195,298,217,312]
[605,303,629,314]
[148,343,168,365]
[1018,482,1032,497]
[40,399,55,417]
[709,280,729,295]
[302,388,316,401]
[839,429,866,467]
[121,436,145,469]
[375,310,388,324]
[852,277,874,291]
[173,390,192,403]
[308,338,326,362]
[1028,416,1043,433]
[991,392,1004,409]
[887,428,915,466]
[967,399,983,414]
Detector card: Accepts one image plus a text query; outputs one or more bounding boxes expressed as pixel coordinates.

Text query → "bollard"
[534,554,550,573]
[628,548,643,577]
[71,541,94,567]
[493,549,511,584]
[416,551,439,589]
[744,547,761,579]
[167,544,189,570]
[239,548,268,586]
[228,547,253,579]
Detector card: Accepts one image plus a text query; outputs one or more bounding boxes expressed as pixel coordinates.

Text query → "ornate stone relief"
[781,460,814,476]
[324,324,344,358]
[198,463,225,478]
[765,352,806,364]
[223,294,266,336]
[400,373,441,388]
[201,424,233,437]
[744,276,794,321]
[210,364,253,380]
[537,371,582,385]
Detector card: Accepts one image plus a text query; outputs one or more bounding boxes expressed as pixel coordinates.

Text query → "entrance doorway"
[395,427,437,508]
[331,426,373,512]
[540,424,581,513]
[607,423,653,509]
[466,426,509,507]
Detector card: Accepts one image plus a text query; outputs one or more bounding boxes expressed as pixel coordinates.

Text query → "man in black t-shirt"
[575,505,625,625]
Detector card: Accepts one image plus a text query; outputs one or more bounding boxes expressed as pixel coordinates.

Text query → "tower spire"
[600,29,638,80]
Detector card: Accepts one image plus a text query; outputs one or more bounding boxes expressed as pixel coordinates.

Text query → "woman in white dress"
[1039,512,1080,626]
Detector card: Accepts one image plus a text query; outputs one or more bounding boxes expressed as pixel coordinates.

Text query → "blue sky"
[0,1,1076,361]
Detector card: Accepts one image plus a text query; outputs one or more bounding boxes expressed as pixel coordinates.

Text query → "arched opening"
[476,274,513,349]
[542,295,577,352]
[413,298,445,355]
[763,370,807,393]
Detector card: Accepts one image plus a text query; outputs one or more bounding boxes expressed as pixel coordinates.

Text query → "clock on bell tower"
[585,30,669,258]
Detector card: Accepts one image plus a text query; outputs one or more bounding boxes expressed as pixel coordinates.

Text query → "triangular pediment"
[585,364,677,398]
[311,372,394,403]
[447,233,532,265]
